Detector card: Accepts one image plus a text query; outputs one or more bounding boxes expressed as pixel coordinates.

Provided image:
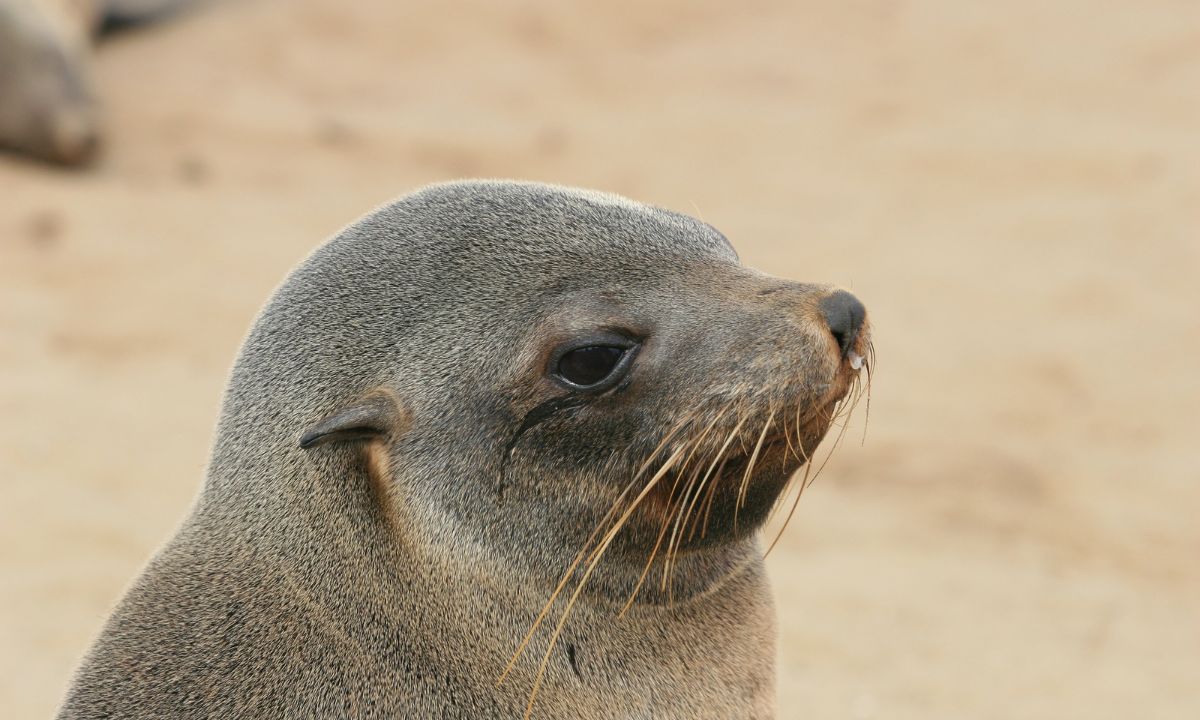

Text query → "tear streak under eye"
[496,394,588,498]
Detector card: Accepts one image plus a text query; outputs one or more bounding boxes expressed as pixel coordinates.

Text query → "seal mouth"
[594,329,873,559]
[632,345,872,554]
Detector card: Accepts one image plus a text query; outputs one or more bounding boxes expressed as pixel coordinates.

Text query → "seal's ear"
[299,393,406,449]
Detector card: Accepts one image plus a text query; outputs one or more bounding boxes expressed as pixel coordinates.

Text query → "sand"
[2,0,1197,717]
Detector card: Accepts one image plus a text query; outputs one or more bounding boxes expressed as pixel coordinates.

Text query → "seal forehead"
[249,180,747,413]
[359,179,739,267]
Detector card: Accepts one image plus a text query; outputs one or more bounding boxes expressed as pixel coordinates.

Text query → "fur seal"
[56,180,871,719]
[0,0,185,165]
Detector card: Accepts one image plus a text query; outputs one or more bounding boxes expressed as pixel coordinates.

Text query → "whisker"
[861,346,874,446]
[782,411,801,466]
[803,399,856,494]
[683,411,753,544]
[661,403,738,594]
[521,445,687,718]
[649,405,732,598]
[689,411,747,542]
[620,509,673,617]
[498,408,699,686]
[734,409,775,531]
[764,437,812,557]
[654,444,706,600]
[660,462,707,600]
[698,454,732,540]
[765,369,869,557]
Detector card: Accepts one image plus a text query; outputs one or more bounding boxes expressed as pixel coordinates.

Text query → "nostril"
[819,290,866,356]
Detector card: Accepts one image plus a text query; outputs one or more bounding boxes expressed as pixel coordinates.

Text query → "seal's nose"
[819,290,866,357]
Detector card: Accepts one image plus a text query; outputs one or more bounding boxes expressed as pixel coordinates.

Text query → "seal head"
[221,180,867,603]
[58,180,871,719]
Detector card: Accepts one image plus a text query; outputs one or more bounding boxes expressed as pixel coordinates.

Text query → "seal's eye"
[549,331,640,392]
[557,346,626,387]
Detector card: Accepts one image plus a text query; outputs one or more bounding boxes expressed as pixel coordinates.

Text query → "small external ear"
[299,392,407,449]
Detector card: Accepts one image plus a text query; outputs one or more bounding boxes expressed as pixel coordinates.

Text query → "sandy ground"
[2,0,1198,717]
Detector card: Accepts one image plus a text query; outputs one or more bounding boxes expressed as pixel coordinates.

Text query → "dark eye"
[556,345,628,389]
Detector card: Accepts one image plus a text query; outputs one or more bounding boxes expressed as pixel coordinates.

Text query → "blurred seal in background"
[0,0,186,165]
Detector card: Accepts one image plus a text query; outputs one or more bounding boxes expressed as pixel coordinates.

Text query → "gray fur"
[57,180,865,718]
